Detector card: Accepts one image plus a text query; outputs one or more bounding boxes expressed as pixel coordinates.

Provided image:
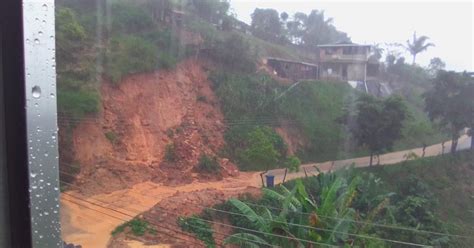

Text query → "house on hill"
[266,58,319,81]
[265,43,390,97]
[317,43,371,82]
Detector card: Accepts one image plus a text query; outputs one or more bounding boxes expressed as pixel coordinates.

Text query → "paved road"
[265,135,472,185]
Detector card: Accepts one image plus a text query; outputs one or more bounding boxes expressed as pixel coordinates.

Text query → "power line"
[61,188,324,247]
[62,197,213,247]
[57,156,474,241]
[61,189,276,247]
[62,193,218,247]
[59,165,474,242]
[60,180,433,247]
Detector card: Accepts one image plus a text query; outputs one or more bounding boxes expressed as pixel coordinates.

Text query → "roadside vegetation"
[180,150,474,247]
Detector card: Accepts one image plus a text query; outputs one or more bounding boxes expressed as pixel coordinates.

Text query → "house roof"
[266,57,319,67]
[317,43,371,48]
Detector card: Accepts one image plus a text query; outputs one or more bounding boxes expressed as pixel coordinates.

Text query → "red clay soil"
[67,59,238,195]
[108,187,261,248]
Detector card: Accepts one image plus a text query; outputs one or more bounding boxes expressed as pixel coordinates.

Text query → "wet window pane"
[50,1,474,247]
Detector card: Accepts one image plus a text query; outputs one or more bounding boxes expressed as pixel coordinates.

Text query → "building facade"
[318,44,371,82]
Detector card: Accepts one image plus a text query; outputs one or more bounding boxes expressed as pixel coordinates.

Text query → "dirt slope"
[68,59,237,195]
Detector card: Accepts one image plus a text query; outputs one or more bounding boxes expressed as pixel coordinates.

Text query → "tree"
[55,7,86,65]
[280,12,289,22]
[424,71,474,153]
[368,43,384,63]
[428,57,446,75]
[250,8,285,43]
[463,78,474,150]
[210,33,256,73]
[239,127,282,171]
[404,32,435,64]
[146,0,172,23]
[189,0,230,24]
[349,95,408,166]
[286,12,307,45]
[301,10,350,49]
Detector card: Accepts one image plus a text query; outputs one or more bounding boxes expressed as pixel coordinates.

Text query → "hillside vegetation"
[56,0,448,175]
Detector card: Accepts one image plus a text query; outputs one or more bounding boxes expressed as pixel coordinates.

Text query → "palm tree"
[405,32,435,64]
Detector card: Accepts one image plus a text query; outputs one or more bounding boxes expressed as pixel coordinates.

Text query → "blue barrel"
[266,175,275,187]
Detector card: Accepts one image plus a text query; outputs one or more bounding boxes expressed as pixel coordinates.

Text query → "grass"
[57,89,100,118]
[164,143,177,162]
[104,131,118,144]
[111,218,156,237]
[178,215,216,248]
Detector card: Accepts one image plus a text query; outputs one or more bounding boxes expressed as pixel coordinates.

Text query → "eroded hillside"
[62,59,238,195]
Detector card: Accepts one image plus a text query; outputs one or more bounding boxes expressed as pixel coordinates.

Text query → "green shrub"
[197,154,220,174]
[55,7,86,64]
[57,89,100,118]
[208,33,256,73]
[197,94,208,103]
[108,2,153,35]
[237,126,284,171]
[210,72,282,120]
[104,131,118,144]
[178,216,215,248]
[285,155,301,172]
[105,35,158,83]
[166,128,174,138]
[158,52,177,69]
[164,143,177,162]
[111,218,154,237]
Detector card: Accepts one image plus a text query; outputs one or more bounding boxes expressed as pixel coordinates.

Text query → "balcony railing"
[321,54,368,62]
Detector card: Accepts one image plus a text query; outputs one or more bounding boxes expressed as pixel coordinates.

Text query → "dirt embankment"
[65,59,237,195]
[275,120,308,155]
[108,187,261,248]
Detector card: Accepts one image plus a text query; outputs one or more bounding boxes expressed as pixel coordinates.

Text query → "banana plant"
[224,176,364,247]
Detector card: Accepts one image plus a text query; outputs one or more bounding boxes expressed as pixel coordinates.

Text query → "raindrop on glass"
[32,86,41,98]
[42,4,47,11]
[34,38,40,44]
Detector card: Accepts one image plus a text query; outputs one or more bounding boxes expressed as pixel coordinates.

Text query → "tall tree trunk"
[412,54,416,65]
[451,135,458,154]
[369,152,373,166]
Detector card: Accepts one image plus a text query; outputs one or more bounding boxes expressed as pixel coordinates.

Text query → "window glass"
[53,1,473,247]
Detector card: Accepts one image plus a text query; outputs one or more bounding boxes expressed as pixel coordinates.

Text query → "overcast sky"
[229,0,473,72]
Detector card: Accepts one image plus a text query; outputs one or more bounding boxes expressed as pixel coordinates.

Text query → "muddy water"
[61,172,261,248]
